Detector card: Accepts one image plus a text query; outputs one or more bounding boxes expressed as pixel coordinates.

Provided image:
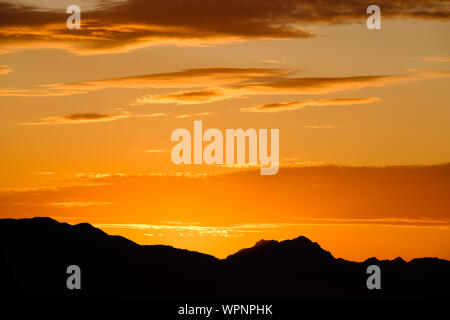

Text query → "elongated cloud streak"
[241,97,381,113]
[19,111,165,126]
[4,68,449,101]
[175,112,211,119]
[1,68,288,97]
[133,89,236,105]
[95,216,450,239]
[424,57,450,62]
[144,149,166,153]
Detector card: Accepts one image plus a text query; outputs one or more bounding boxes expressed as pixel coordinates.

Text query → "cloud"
[175,112,211,119]
[0,1,448,54]
[237,75,402,95]
[144,149,166,153]
[129,69,450,106]
[3,68,449,107]
[2,164,450,231]
[424,57,450,62]
[0,64,12,75]
[46,201,114,207]
[18,110,165,126]
[236,70,450,95]
[95,216,450,239]
[1,68,288,97]
[242,97,381,113]
[133,89,237,105]
[303,125,340,129]
[0,0,315,54]
[31,171,54,175]
[260,59,281,64]
[96,222,254,237]
[73,171,211,184]
[291,217,450,228]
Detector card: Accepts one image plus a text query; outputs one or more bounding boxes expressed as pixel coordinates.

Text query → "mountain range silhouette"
[0,217,448,300]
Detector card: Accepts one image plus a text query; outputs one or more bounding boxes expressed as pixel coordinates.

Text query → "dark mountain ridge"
[0,217,448,299]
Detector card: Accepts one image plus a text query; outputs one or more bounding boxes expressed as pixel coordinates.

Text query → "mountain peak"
[392,257,406,263]
[289,235,315,245]
[254,239,277,247]
[364,257,380,264]
[254,235,314,249]
[226,235,334,262]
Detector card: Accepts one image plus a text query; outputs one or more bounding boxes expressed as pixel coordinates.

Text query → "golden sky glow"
[0,0,449,261]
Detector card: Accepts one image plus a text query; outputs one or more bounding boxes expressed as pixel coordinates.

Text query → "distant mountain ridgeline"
[0,217,448,300]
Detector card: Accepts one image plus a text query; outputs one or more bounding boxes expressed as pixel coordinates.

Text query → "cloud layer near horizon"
[1,164,449,226]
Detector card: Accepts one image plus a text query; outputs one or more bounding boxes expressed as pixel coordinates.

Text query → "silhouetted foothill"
[0,217,449,300]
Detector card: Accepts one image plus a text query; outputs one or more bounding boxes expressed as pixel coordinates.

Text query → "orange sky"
[0,0,449,261]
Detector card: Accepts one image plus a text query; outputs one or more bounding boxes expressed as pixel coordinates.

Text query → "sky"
[0,0,449,260]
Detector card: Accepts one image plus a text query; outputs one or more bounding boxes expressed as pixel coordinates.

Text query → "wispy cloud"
[303,125,340,129]
[236,70,450,97]
[72,171,212,184]
[424,57,450,62]
[132,89,238,105]
[95,216,450,238]
[144,149,166,153]
[96,222,274,237]
[175,112,211,119]
[238,75,398,95]
[1,68,288,97]
[18,110,166,126]
[242,97,381,113]
[134,69,449,106]
[47,201,114,208]
[292,217,450,228]
[31,171,54,175]
[260,59,281,64]
[0,64,12,75]
[3,68,449,101]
